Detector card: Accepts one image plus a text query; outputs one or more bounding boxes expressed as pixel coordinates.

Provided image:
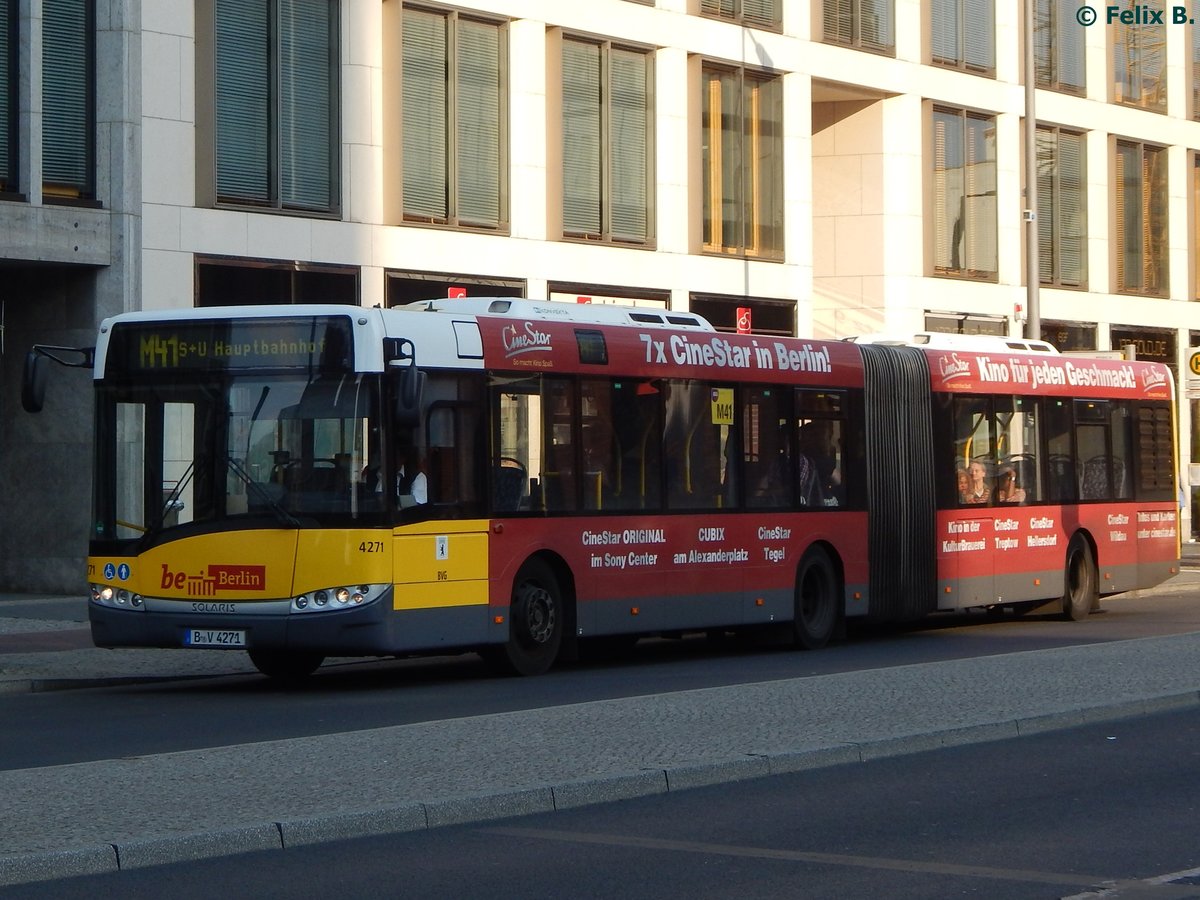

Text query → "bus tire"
[1062,534,1097,622]
[489,558,564,676]
[248,649,324,681]
[794,547,839,650]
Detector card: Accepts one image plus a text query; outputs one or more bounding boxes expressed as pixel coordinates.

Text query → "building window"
[822,0,894,54]
[213,0,339,213]
[691,294,796,336]
[1036,126,1086,288]
[700,0,780,30]
[1113,7,1166,111]
[932,107,997,279]
[0,0,15,194]
[702,65,783,260]
[403,8,505,229]
[196,257,358,306]
[1035,0,1084,93]
[924,311,1006,335]
[1110,325,1175,372]
[43,0,94,201]
[562,38,652,245]
[386,270,524,306]
[1115,140,1167,295]
[1194,154,1200,299]
[1194,4,1200,119]
[1041,320,1097,351]
[931,0,994,73]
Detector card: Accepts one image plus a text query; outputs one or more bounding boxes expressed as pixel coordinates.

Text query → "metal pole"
[1024,0,1041,341]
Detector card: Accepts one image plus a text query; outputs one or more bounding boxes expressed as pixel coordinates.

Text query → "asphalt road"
[3,583,1199,773]
[7,704,1200,900]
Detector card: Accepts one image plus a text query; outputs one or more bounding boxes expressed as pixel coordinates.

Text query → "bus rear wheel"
[248,649,324,681]
[487,558,564,676]
[794,547,838,650]
[1062,535,1098,621]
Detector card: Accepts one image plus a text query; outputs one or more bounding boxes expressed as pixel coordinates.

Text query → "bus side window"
[994,396,1039,505]
[1110,403,1132,500]
[541,378,576,512]
[426,406,483,514]
[611,379,661,511]
[796,390,845,508]
[1044,398,1076,502]
[1076,401,1109,500]
[743,385,793,509]
[664,380,726,510]
[581,379,617,511]
[951,397,995,505]
[1134,403,1174,500]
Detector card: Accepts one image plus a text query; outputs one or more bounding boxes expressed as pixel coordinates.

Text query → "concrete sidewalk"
[2,580,1200,887]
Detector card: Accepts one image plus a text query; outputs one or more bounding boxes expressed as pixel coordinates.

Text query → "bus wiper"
[225,454,302,527]
[132,462,195,549]
[160,462,194,526]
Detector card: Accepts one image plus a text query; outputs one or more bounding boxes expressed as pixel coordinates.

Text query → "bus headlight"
[291,583,386,614]
[91,584,146,611]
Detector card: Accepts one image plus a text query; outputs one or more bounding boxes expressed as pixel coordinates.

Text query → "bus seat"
[493,465,526,512]
[1080,456,1111,500]
[1047,455,1076,502]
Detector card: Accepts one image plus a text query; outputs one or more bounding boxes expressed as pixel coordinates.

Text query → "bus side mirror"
[21,351,48,413]
[394,368,425,427]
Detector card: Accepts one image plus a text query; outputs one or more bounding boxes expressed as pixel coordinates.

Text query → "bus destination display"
[109,317,354,373]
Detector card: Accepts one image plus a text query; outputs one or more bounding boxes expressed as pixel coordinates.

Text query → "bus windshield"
[93,371,384,544]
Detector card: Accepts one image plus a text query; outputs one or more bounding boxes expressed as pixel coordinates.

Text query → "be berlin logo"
[1075,5,1195,26]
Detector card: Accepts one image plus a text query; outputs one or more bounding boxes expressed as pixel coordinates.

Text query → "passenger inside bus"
[797,419,841,506]
[963,460,991,504]
[955,467,970,502]
[996,464,1026,503]
[362,443,427,507]
[396,444,428,506]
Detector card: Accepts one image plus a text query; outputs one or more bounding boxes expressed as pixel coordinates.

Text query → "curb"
[0,674,232,695]
[4,690,1197,888]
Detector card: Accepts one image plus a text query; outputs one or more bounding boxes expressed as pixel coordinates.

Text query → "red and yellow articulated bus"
[24,299,1179,679]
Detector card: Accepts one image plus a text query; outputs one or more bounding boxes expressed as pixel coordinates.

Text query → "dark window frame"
[1114,138,1168,296]
[699,0,782,32]
[821,0,895,56]
[401,6,508,231]
[42,0,96,203]
[208,0,341,216]
[931,105,998,281]
[701,63,785,261]
[0,0,18,196]
[931,0,995,76]
[561,35,655,246]
[1036,125,1087,289]
[1034,0,1085,94]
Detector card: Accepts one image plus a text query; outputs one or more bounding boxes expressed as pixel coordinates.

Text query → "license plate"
[184,629,246,648]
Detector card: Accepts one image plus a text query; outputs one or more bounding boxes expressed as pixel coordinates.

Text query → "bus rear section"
[919,346,1179,617]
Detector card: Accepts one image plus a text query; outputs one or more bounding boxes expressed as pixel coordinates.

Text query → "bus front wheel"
[487,558,564,676]
[794,547,838,650]
[1062,535,1098,622]
[248,649,324,681]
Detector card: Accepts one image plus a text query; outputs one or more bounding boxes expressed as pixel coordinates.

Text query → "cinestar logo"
[502,322,553,358]
[160,564,267,597]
